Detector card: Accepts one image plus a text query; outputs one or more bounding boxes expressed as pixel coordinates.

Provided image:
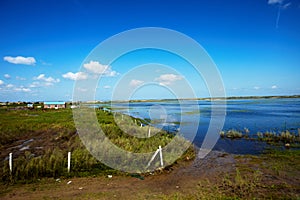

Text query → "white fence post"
[68,152,71,173]
[147,149,160,168]
[9,153,12,173]
[147,146,164,168]
[159,145,163,167]
[148,127,151,138]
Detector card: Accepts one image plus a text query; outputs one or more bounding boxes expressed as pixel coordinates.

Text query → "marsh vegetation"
[0,108,193,183]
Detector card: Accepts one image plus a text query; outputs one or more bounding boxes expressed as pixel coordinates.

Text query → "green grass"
[0,108,193,183]
[0,108,75,146]
[158,149,300,199]
[257,130,300,144]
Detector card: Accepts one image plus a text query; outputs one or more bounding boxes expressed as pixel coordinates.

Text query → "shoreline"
[0,103,299,198]
[80,94,300,104]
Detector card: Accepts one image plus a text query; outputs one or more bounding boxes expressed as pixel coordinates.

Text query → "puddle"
[8,138,34,151]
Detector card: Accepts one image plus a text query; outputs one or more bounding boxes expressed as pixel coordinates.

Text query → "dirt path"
[2,148,299,199]
[1,150,236,200]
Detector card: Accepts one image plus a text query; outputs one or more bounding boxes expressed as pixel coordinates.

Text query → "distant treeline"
[1,94,300,105]
[126,94,300,103]
[216,95,300,100]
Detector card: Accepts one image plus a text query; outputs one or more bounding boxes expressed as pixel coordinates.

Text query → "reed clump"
[219,127,300,147]
[220,129,243,139]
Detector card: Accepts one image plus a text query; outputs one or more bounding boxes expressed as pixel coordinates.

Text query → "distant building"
[44,101,66,109]
[27,103,34,108]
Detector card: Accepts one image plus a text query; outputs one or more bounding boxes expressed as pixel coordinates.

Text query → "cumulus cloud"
[29,81,41,88]
[62,72,88,80]
[83,61,118,76]
[155,74,183,86]
[254,86,260,90]
[4,74,10,79]
[34,74,60,83]
[0,81,31,92]
[129,79,144,88]
[14,86,31,92]
[271,85,278,89]
[3,56,36,65]
[30,74,60,87]
[6,84,14,88]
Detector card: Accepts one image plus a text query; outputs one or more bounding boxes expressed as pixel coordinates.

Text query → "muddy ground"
[1,148,299,199]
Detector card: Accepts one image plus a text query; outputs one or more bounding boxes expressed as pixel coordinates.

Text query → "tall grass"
[220,128,300,146]
[0,108,192,183]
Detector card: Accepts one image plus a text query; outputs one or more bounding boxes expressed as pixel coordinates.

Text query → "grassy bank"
[0,108,193,183]
[0,148,299,199]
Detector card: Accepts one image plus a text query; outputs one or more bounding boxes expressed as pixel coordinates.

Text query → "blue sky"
[0,0,299,101]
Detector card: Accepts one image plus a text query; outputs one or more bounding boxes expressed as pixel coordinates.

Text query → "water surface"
[102,98,300,154]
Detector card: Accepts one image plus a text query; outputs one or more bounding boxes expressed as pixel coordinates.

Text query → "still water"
[105,98,300,154]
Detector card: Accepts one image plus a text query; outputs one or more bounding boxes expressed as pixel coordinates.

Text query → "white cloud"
[108,70,117,77]
[14,86,31,92]
[23,88,31,92]
[6,84,14,88]
[30,74,60,87]
[0,80,4,85]
[271,85,278,89]
[103,85,111,89]
[155,74,183,86]
[83,61,118,76]
[34,74,60,83]
[29,82,40,88]
[62,72,88,80]
[129,79,144,88]
[254,86,260,90]
[3,56,36,65]
[268,0,284,5]
[4,74,10,79]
